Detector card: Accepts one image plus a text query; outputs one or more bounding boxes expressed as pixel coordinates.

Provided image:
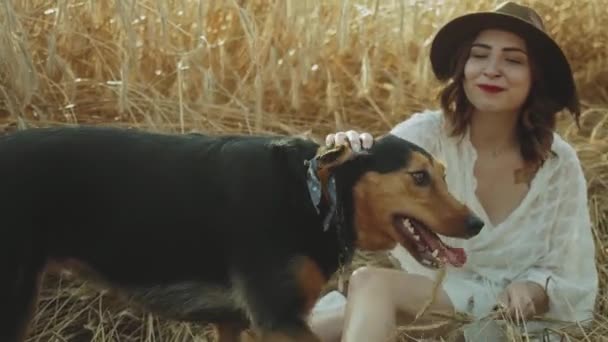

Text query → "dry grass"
[0,0,607,341]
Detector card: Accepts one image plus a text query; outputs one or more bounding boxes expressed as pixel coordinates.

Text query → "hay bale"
[1,0,607,340]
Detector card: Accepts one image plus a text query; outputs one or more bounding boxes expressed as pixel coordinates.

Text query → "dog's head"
[311,134,484,269]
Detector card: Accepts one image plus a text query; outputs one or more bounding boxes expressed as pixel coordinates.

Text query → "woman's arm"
[513,147,599,323]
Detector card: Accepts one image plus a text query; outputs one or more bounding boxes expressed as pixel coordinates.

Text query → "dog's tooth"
[413,234,420,241]
[408,226,415,234]
[422,259,432,266]
[432,249,439,258]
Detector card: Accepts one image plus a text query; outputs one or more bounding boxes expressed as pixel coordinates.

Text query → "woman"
[309,2,599,341]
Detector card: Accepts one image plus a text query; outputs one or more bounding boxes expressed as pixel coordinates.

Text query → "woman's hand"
[493,281,549,321]
[325,130,374,152]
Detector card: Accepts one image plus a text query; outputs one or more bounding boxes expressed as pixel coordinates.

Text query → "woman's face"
[463,29,532,115]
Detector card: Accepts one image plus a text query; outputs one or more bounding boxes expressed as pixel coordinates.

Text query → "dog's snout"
[466,215,484,236]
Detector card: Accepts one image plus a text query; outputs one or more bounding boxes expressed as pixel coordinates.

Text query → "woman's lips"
[478,84,505,93]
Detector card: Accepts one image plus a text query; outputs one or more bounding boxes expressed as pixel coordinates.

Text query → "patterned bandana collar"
[305,157,338,232]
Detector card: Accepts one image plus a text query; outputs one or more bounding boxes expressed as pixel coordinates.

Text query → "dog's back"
[1,126,323,269]
[0,126,333,340]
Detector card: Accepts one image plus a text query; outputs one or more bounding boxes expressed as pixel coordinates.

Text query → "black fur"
[0,126,435,341]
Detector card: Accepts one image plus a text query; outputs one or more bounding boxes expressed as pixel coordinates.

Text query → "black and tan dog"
[0,126,484,342]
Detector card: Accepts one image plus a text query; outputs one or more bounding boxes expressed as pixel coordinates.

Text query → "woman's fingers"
[324,130,374,151]
[346,130,361,152]
[334,132,348,146]
[360,132,373,149]
[325,133,336,147]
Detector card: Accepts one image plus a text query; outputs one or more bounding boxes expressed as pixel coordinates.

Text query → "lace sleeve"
[389,110,443,156]
[516,147,599,323]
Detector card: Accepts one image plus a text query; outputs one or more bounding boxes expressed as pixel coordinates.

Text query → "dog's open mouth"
[393,217,467,268]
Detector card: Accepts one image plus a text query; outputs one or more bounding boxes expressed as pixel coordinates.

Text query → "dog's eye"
[410,171,430,186]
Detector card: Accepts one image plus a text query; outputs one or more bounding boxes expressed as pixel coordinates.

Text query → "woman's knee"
[347,266,393,297]
[348,266,454,313]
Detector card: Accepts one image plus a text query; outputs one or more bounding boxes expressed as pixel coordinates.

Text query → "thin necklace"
[491,148,503,158]
[491,145,508,158]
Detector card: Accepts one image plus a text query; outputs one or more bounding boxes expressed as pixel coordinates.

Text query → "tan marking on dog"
[256,330,321,342]
[352,150,475,253]
[293,256,327,315]
[216,322,249,342]
[45,258,117,292]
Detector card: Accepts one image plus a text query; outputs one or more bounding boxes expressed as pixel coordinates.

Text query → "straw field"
[1,0,607,341]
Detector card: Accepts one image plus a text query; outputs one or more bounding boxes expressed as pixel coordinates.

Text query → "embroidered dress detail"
[388,110,598,339]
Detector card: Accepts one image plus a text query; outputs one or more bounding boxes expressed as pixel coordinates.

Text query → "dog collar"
[305,157,338,232]
[306,152,357,279]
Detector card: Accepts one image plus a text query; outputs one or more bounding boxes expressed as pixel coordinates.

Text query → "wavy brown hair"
[438,34,581,183]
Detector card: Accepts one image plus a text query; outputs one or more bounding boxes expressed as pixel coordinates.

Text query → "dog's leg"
[215,321,251,342]
[232,256,325,342]
[257,327,321,342]
[237,329,258,342]
[240,324,320,342]
[0,258,43,342]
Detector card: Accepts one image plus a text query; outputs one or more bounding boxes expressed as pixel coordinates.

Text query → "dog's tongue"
[417,227,467,267]
[441,245,467,267]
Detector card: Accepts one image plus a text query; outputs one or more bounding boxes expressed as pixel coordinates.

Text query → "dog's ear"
[315,144,357,170]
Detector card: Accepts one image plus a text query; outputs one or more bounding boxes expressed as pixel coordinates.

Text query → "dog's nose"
[466,215,484,236]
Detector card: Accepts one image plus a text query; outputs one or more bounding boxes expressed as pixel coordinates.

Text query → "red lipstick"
[478,84,505,93]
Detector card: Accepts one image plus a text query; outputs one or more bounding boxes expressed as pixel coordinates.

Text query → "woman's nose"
[482,58,501,78]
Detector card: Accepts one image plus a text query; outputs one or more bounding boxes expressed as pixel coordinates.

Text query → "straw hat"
[430,1,579,113]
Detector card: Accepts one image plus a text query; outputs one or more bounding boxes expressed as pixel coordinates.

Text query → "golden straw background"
[1,0,607,341]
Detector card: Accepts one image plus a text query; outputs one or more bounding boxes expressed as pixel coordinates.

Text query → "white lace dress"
[311,110,599,341]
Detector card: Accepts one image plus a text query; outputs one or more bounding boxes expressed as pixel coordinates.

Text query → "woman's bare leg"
[309,304,345,342]
[341,266,456,342]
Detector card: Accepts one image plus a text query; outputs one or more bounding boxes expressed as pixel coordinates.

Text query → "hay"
[1,0,606,341]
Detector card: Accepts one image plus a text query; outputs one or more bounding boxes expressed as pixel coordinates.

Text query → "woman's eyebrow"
[471,43,528,54]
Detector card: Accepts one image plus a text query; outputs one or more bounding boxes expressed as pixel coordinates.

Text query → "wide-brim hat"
[430,1,579,114]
